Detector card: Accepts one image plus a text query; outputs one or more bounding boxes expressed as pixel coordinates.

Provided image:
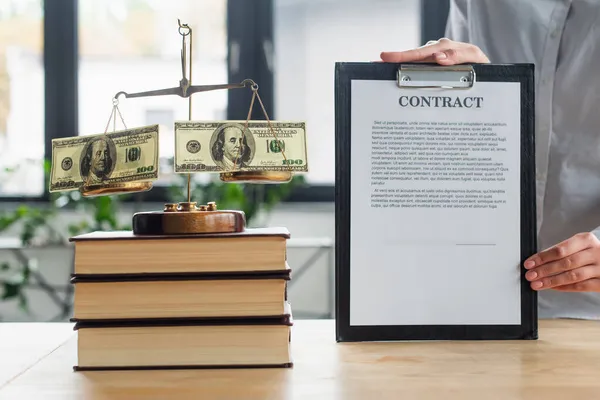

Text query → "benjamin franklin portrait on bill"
[209,123,255,170]
[80,136,116,184]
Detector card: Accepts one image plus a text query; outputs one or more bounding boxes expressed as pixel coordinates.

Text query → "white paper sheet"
[349,79,521,325]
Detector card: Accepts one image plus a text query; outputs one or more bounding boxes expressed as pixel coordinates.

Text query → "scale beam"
[113,79,258,101]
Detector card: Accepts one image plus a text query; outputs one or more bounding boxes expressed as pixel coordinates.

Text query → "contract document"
[335,63,537,341]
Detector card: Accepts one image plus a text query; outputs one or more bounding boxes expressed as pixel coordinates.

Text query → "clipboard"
[334,62,537,341]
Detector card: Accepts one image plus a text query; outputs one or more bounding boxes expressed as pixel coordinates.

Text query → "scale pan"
[79,182,153,197]
[219,170,292,184]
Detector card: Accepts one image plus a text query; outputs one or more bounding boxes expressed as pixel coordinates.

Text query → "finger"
[380,40,449,63]
[552,278,600,292]
[525,248,597,281]
[530,265,600,290]
[379,51,438,63]
[524,232,598,269]
[380,50,434,63]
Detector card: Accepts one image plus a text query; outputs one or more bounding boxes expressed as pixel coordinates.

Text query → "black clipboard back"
[334,62,537,342]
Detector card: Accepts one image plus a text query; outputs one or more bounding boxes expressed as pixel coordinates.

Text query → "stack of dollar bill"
[49,124,160,193]
[50,121,308,193]
[174,121,307,173]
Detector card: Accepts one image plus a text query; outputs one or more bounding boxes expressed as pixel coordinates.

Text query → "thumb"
[431,49,463,65]
[433,46,490,65]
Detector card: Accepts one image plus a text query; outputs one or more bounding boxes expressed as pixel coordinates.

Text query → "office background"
[0,0,449,321]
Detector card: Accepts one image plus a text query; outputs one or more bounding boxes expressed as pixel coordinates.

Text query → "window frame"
[421,0,450,44]
[0,0,447,204]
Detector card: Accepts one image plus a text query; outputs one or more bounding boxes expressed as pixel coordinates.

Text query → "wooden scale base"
[132,201,246,235]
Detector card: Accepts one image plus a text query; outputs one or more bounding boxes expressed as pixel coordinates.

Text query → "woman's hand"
[524,232,600,292]
[380,38,490,65]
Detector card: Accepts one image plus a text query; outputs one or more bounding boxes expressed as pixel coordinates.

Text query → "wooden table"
[1,319,600,399]
[0,323,74,388]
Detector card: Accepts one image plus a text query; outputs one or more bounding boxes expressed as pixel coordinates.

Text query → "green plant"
[0,160,131,316]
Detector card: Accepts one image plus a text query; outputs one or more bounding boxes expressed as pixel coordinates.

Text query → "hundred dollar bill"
[49,124,159,192]
[174,121,308,173]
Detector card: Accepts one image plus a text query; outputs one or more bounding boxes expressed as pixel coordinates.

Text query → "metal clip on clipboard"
[397,65,476,89]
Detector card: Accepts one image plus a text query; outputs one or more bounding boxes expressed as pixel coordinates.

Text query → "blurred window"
[273,0,420,184]
[0,0,44,197]
[77,0,228,187]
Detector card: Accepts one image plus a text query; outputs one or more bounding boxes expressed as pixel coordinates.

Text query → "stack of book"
[68,227,293,371]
